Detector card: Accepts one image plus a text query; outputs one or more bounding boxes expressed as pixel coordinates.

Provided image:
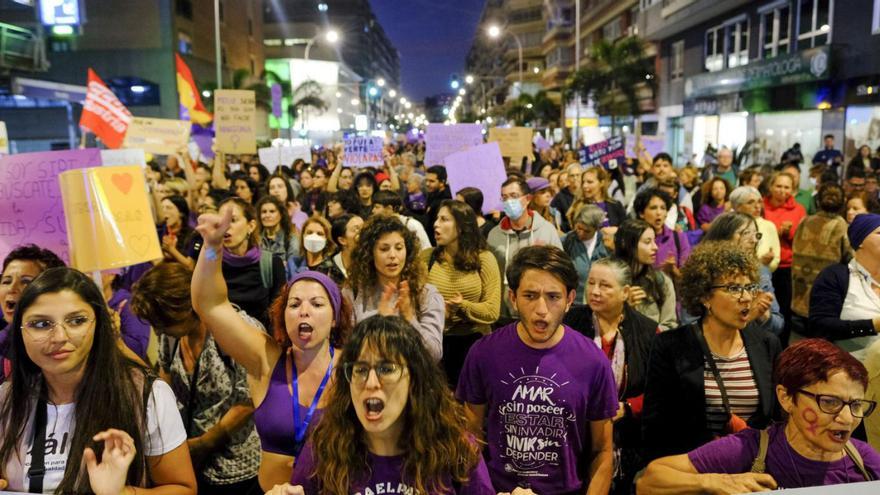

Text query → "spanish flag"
[175,53,213,125]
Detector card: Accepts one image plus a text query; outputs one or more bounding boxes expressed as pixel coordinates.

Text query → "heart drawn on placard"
[128,234,151,257]
[111,173,133,195]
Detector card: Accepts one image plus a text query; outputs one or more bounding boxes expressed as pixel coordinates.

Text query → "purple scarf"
[223,245,261,267]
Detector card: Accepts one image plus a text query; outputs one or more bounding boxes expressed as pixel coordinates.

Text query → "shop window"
[671,40,684,80]
[760,2,792,59]
[797,0,831,48]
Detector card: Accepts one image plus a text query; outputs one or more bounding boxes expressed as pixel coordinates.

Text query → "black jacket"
[809,263,877,340]
[641,321,782,461]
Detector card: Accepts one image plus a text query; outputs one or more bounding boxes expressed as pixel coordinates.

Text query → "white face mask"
[303,234,327,253]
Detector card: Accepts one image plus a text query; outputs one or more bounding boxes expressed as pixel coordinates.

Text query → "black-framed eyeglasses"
[796,389,877,418]
[711,283,761,299]
[343,361,406,387]
[736,229,763,240]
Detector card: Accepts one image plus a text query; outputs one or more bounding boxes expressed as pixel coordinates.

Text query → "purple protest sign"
[424,123,483,166]
[579,136,626,169]
[444,142,507,214]
[534,134,551,151]
[0,149,102,264]
[626,135,665,159]
[271,83,283,119]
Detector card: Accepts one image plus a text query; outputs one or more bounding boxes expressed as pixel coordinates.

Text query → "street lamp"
[377,78,386,87]
[458,88,466,96]
[487,24,523,91]
[389,89,397,98]
[304,29,340,61]
[465,74,475,85]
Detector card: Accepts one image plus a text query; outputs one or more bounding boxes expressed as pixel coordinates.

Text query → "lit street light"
[459,88,466,96]
[368,87,379,97]
[351,98,360,106]
[389,89,397,98]
[377,78,386,87]
[465,75,475,84]
[487,24,523,90]
[305,29,340,61]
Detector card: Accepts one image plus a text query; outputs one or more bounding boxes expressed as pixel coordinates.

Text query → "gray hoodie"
[487,211,563,318]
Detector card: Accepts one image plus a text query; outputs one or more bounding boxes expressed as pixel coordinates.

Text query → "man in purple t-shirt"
[456,245,618,495]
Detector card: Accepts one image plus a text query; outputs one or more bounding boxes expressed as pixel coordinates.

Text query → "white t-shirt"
[3,379,187,493]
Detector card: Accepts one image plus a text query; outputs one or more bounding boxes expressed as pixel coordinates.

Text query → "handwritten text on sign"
[343,136,384,168]
[214,89,257,154]
[579,136,625,169]
[122,117,190,155]
[0,149,102,263]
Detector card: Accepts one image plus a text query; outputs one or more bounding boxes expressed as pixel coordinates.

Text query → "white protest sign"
[214,89,257,154]
[424,123,483,166]
[343,136,384,168]
[259,145,313,173]
[443,142,507,214]
[0,122,8,155]
[122,117,191,155]
[100,149,147,169]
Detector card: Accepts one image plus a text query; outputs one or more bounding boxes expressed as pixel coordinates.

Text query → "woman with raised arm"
[192,207,353,491]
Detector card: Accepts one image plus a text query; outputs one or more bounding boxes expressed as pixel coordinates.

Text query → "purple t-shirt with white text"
[456,323,618,494]
[689,423,880,488]
[291,442,495,495]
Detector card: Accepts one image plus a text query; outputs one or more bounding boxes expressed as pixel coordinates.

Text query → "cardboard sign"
[0,122,8,155]
[488,127,534,162]
[122,117,190,155]
[626,135,665,159]
[424,123,483,166]
[214,89,257,154]
[343,136,384,168]
[59,165,161,272]
[258,145,311,173]
[100,148,147,169]
[0,149,102,263]
[443,142,507,214]
[579,136,626,169]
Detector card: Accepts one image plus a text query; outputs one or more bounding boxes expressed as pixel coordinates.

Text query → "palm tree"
[565,36,656,136]
[503,91,560,128]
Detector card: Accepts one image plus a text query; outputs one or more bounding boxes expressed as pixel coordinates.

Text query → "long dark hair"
[310,316,481,495]
[614,218,665,307]
[0,267,152,493]
[257,195,295,248]
[433,200,486,272]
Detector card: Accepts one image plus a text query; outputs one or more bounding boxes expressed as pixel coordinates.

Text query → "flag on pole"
[79,68,132,149]
[175,53,213,125]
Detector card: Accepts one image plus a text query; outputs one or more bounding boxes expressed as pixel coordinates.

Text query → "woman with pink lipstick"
[265,315,495,495]
[614,219,678,331]
[346,215,444,362]
[192,207,354,491]
[642,242,782,463]
[639,339,880,492]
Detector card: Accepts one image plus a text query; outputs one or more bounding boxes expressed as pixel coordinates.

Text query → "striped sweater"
[421,249,501,336]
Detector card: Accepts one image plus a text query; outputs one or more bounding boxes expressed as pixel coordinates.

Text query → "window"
[705,25,723,72]
[705,17,749,71]
[761,2,792,58]
[797,0,831,48]
[178,32,193,54]
[874,0,880,34]
[671,40,684,80]
[176,0,193,19]
[727,19,749,68]
[602,18,622,41]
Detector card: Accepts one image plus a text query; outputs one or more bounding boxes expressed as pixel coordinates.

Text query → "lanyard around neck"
[292,346,334,450]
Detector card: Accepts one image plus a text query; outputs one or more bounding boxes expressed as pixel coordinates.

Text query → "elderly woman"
[731,186,781,272]
[703,213,785,337]
[642,242,782,461]
[563,204,611,303]
[638,339,880,492]
[810,213,880,361]
[563,258,657,494]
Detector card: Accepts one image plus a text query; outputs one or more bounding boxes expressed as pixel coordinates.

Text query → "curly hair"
[349,215,425,313]
[268,278,353,349]
[679,241,759,318]
[309,315,481,495]
[433,200,486,272]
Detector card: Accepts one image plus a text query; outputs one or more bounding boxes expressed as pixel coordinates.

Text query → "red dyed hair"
[774,339,869,396]
[268,280,353,350]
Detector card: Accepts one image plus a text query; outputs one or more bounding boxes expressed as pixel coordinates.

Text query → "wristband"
[205,246,219,261]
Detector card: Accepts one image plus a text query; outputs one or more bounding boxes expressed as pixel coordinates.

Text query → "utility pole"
[572,0,580,150]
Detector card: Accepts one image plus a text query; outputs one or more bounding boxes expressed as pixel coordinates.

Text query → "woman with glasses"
[265,315,494,495]
[0,266,196,493]
[731,186,780,272]
[639,338,880,492]
[703,213,785,338]
[643,242,782,462]
[192,207,354,490]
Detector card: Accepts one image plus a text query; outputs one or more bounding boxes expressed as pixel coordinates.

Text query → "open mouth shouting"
[297,323,314,343]
[364,397,386,421]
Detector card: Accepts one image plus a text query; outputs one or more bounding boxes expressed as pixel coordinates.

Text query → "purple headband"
[288,271,343,323]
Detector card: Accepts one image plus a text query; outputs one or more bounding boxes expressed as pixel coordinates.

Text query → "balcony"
[0,22,48,72]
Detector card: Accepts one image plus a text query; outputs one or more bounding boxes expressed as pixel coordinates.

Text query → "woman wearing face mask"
[193,207,354,490]
[288,216,345,283]
[0,267,197,494]
[346,215,444,362]
[330,214,364,281]
[257,196,300,275]
[642,242,782,462]
[216,198,286,329]
[639,339,880,492]
[265,316,494,495]
[614,219,678,331]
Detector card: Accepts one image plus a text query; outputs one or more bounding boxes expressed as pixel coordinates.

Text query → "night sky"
[371,0,486,103]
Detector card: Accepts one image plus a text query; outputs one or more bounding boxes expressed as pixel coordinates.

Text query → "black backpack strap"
[427,247,439,272]
[27,397,48,493]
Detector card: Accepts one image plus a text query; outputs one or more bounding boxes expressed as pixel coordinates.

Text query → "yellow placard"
[214,89,257,154]
[122,117,191,155]
[59,165,161,272]
[488,127,535,162]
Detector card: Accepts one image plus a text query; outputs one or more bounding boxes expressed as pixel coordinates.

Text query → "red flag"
[175,53,212,124]
[79,68,132,149]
